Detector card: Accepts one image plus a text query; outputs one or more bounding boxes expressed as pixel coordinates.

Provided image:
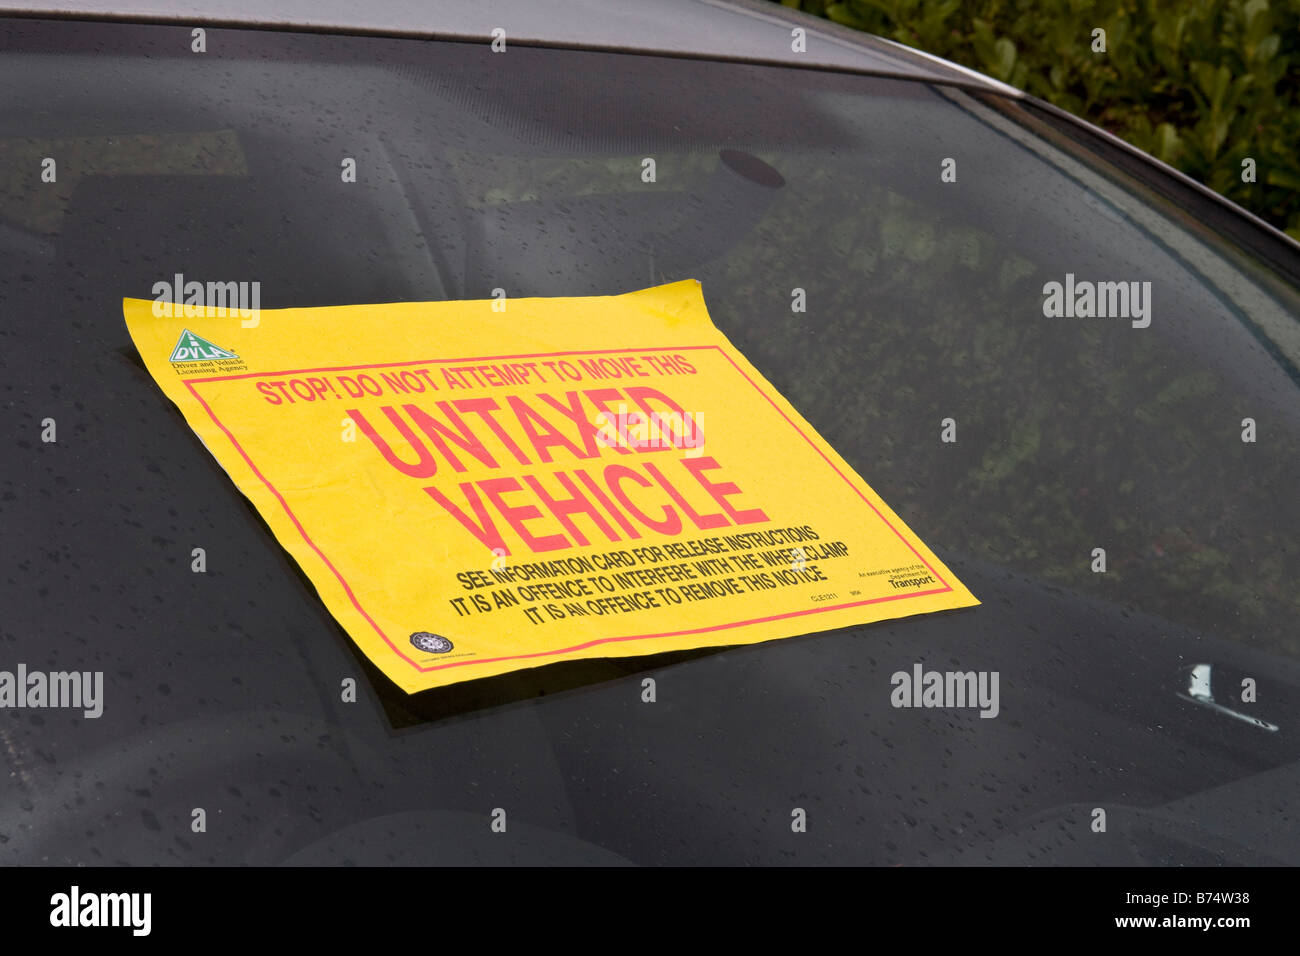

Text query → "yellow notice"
[124,281,977,693]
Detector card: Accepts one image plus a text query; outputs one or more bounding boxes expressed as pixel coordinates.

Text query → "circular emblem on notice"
[410,632,453,654]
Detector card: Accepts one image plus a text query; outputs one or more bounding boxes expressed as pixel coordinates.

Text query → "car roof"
[0,0,1021,95]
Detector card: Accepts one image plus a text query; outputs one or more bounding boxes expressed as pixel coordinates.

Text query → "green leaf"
[994,37,1017,78]
[1265,168,1300,191]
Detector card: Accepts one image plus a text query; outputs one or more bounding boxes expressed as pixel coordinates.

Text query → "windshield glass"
[2,18,1298,865]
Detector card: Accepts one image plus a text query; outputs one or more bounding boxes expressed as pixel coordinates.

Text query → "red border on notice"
[183,345,954,676]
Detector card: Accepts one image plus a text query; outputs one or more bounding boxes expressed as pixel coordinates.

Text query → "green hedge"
[777,0,1300,240]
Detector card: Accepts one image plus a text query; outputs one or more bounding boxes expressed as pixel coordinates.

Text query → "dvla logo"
[169,329,238,363]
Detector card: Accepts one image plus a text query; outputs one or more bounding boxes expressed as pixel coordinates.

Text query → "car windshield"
[2,18,1298,865]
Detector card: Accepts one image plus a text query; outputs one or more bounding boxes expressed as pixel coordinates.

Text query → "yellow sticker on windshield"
[123,281,977,693]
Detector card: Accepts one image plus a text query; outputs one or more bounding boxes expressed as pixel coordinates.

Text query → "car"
[1,0,1298,867]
